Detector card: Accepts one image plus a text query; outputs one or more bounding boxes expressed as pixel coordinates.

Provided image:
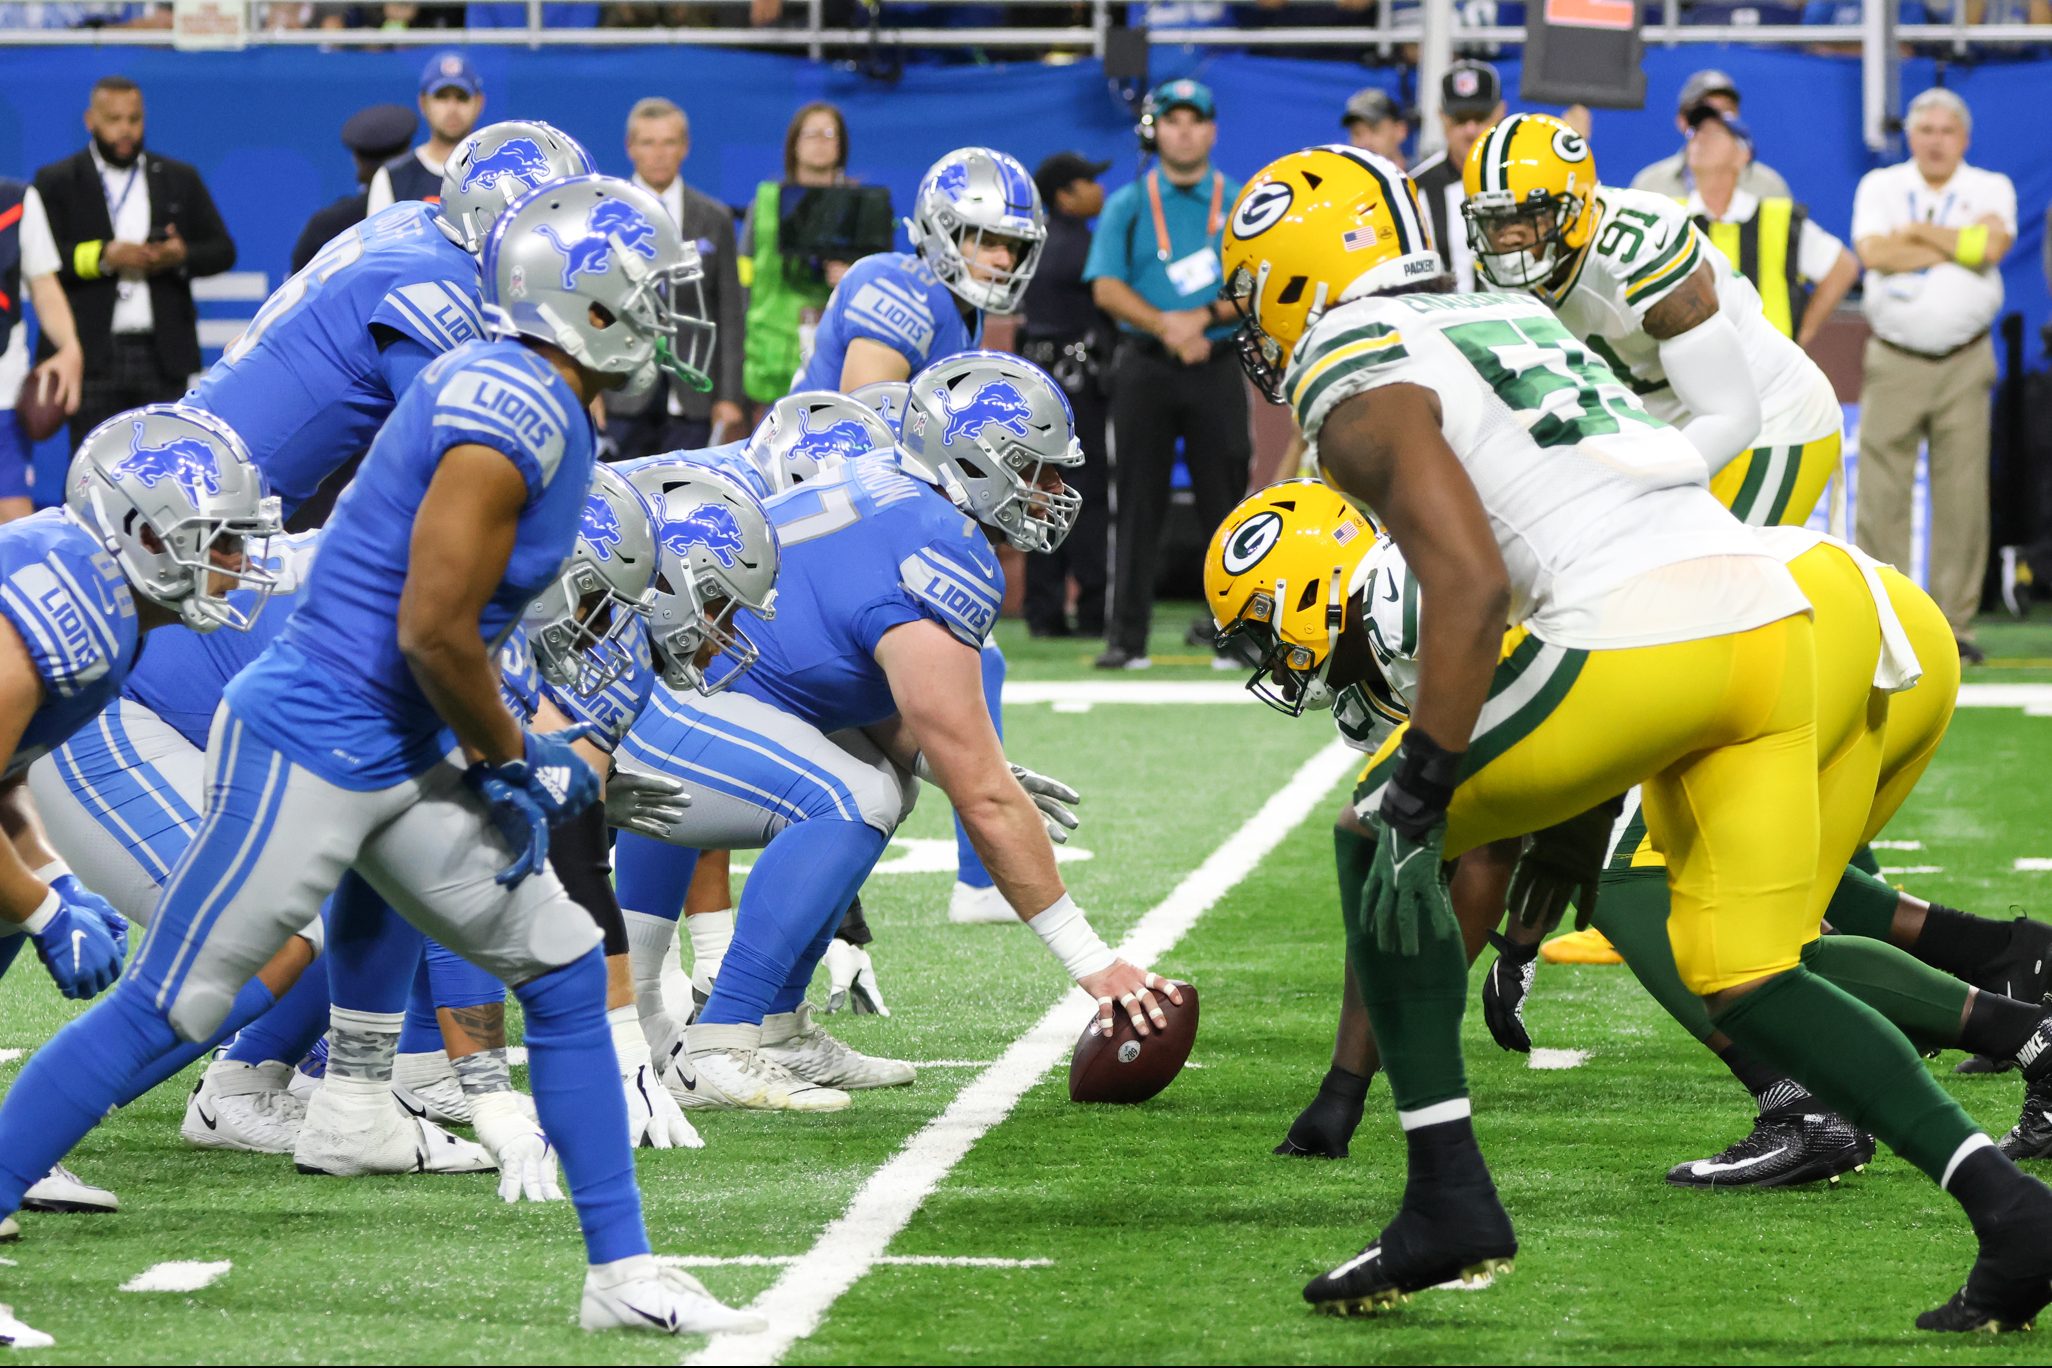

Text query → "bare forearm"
[954,783,1063,916]
[1406,588,1508,753]
[1799,254,1860,350]
[0,780,55,921]
[1858,235,1949,273]
[1091,277,1165,337]
[401,631,524,767]
[26,276,77,353]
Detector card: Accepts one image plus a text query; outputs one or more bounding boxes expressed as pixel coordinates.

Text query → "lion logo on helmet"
[581,494,623,561]
[536,199,658,291]
[936,380,1034,448]
[663,504,745,570]
[789,410,881,468]
[110,420,223,507]
[461,137,553,195]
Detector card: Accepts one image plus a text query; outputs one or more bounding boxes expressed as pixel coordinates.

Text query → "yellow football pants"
[1355,610,1820,995]
[1711,429,1842,529]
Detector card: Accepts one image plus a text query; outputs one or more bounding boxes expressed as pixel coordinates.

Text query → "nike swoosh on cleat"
[195,1104,219,1131]
[631,1305,678,1331]
[395,1094,428,1120]
[1690,1145,1788,1176]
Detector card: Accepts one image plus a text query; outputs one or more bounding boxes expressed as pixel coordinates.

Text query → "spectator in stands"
[1681,103,1858,353]
[1019,151,1114,639]
[1802,1,1932,54]
[739,101,848,413]
[1085,78,1246,670]
[0,175,82,522]
[1409,58,1504,292]
[1631,69,1789,199]
[366,51,483,212]
[32,74,234,446]
[290,103,417,273]
[610,96,744,456]
[1341,87,1409,169]
[1852,87,2014,663]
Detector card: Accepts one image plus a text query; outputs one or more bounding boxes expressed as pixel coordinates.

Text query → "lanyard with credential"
[102,162,140,226]
[1145,169,1224,263]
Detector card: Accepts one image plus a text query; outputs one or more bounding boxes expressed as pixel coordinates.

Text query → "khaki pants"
[1854,336,1996,639]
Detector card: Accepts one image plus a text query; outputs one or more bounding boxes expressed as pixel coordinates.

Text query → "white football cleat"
[822,941,890,1015]
[625,1062,704,1150]
[292,1082,497,1178]
[0,1217,18,1243]
[664,1026,849,1113]
[20,1164,116,1215]
[580,1257,767,1336]
[393,1052,472,1126]
[947,881,1014,925]
[182,1060,301,1155]
[761,1005,914,1090]
[0,1305,53,1349]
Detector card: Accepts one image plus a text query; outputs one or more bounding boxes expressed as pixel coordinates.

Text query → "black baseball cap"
[1678,68,1740,113]
[1342,87,1404,129]
[1441,60,1502,119]
[1034,151,1111,202]
[341,103,417,160]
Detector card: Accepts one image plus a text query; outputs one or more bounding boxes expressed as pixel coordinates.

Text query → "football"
[1068,981,1199,1104]
[14,369,64,444]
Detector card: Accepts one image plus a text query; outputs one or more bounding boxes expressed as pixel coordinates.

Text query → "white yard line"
[120,1261,231,1293]
[995,680,2052,711]
[0,1050,23,1066]
[2015,858,2052,873]
[1881,865,1944,876]
[1527,1048,1589,1071]
[661,1255,1052,1270]
[1869,839,1923,851]
[686,740,1358,1367]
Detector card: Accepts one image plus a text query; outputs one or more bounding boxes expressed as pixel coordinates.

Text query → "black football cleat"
[1918,1183,2052,1332]
[2001,1072,2052,1162]
[1665,1111,1874,1189]
[1304,1193,1516,1315]
[1957,1054,2018,1076]
[1972,917,2052,1007]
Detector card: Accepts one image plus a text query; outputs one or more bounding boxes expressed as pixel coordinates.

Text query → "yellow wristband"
[1955,224,1988,270]
[735,255,754,288]
[72,240,102,281]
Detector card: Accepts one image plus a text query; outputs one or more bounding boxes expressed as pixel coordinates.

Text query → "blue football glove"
[50,874,127,962]
[465,724,601,888]
[515,723,603,823]
[28,884,125,1000]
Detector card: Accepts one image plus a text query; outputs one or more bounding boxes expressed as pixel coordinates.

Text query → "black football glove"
[1481,930,1540,1053]
[1505,792,1627,934]
[1274,1066,1372,1159]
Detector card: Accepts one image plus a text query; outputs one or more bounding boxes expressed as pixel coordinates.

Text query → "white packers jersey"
[1518,186,1840,449]
[1289,287,1808,650]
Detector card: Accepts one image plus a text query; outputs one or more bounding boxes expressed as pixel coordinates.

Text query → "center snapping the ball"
[1068,982,1199,1104]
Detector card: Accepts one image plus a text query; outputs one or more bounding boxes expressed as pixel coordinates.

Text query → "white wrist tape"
[1029,893,1115,981]
[21,888,60,936]
[31,860,70,884]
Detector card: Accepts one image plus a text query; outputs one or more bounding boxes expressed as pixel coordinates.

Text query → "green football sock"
[1344,830,1468,1118]
[1849,843,1882,877]
[1710,965,1979,1183]
[1800,935,1966,1053]
[1822,864,1901,941]
[1589,873,1716,1045]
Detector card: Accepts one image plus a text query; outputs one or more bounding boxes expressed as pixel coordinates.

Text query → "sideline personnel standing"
[1085,79,1246,670]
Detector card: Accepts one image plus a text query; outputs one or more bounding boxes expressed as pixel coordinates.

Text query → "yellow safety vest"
[1693,197,1807,340]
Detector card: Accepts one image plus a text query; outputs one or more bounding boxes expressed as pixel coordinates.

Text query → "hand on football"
[1078,961,1183,1038]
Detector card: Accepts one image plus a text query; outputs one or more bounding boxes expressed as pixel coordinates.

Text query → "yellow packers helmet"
[1459,112,1599,288]
[1205,478,1377,717]
[1220,145,1444,404]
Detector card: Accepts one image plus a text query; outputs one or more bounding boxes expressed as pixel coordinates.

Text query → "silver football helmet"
[848,381,911,437]
[905,147,1046,315]
[623,461,780,695]
[65,405,283,634]
[748,391,898,495]
[899,351,1082,553]
[483,175,716,390]
[439,121,596,255]
[523,464,659,696]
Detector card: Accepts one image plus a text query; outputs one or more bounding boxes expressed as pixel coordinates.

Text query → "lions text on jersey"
[792,252,982,393]
[190,203,484,515]
[0,511,140,779]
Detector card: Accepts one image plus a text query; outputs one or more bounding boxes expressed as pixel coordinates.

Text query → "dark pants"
[1106,340,1251,656]
[1022,362,1110,635]
[607,406,714,464]
[72,335,186,450]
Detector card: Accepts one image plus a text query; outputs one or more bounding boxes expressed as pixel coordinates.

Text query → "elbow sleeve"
[1656,312,1762,478]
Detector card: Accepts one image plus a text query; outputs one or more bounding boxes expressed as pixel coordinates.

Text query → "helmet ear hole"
[1277,276,1308,306]
[1297,579,1322,614]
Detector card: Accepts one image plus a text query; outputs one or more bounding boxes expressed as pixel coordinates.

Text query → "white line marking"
[1528,1048,1589,1071]
[661,1255,1052,1270]
[0,1049,24,1066]
[2016,858,2052,873]
[0,1256,15,1267]
[1869,839,1923,851]
[506,1047,528,1067]
[1957,683,2052,709]
[992,681,2052,711]
[686,740,1358,1367]
[120,1260,231,1293]
[1050,701,1094,714]
[735,837,1092,879]
[1881,866,1944,876]
[905,1060,997,1069]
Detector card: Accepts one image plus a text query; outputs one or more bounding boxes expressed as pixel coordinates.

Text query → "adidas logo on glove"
[536,765,572,805]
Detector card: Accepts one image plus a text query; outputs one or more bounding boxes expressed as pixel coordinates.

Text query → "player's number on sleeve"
[1443,315,1658,449]
[777,484,862,547]
[223,233,369,366]
[1594,207,1665,263]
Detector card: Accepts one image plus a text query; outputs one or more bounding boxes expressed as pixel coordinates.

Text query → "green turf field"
[0,608,2048,1364]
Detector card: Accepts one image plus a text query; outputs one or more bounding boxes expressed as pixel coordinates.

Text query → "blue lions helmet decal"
[111,418,224,506]
[791,412,880,467]
[536,199,659,291]
[462,137,553,194]
[580,493,624,561]
[937,380,1034,448]
[665,504,746,570]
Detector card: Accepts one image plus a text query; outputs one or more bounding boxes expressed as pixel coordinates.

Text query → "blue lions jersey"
[496,625,543,722]
[541,617,654,755]
[0,511,141,779]
[723,455,1002,734]
[121,532,322,751]
[226,340,595,789]
[792,253,981,393]
[614,441,770,502]
[189,203,483,516]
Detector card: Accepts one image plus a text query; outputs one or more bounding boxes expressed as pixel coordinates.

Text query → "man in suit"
[610,96,745,457]
[32,74,236,447]
[290,104,418,275]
